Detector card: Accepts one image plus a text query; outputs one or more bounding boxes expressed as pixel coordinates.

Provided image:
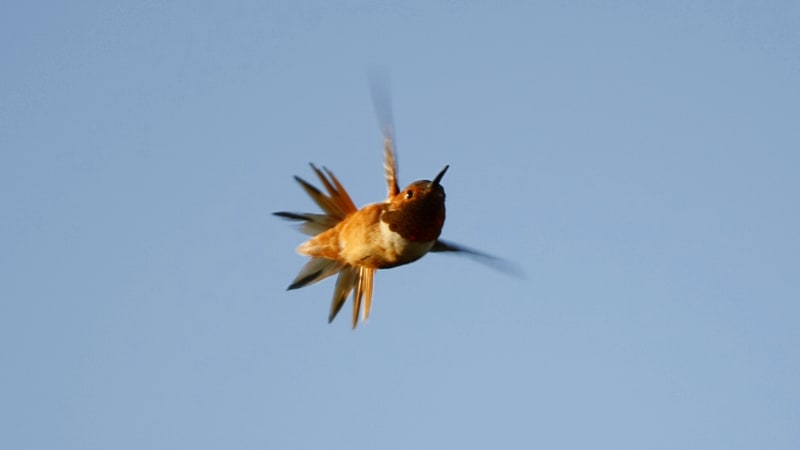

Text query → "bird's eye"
[405,190,414,199]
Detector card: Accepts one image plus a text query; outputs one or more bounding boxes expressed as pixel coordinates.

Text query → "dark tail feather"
[287,258,345,290]
[273,211,339,236]
[327,266,376,329]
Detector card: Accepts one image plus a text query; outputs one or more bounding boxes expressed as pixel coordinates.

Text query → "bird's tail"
[273,164,358,235]
[274,164,376,328]
[329,265,375,328]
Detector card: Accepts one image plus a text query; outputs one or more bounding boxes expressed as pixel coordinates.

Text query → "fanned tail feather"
[273,212,339,236]
[327,266,376,329]
[287,258,345,290]
[274,163,358,230]
[277,164,375,328]
[309,165,357,216]
[360,267,375,323]
[329,267,358,323]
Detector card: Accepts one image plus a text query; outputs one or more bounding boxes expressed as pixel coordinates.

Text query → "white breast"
[377,220,434,265]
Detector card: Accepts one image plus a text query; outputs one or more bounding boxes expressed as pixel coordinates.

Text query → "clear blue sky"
[2,1,798,449]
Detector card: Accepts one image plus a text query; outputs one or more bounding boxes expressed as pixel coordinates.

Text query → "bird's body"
[275,84,515,329]
[299,202,437,269]
[275,135,450,328]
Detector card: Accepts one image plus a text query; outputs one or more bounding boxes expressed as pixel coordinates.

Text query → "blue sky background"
[2,1,798,449]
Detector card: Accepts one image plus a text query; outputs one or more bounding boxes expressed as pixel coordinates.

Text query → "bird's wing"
[431,239,525,278]
[369,69,400,198]
[383,133,400,198]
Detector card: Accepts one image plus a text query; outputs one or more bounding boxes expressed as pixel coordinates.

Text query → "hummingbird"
[274,84,516,329]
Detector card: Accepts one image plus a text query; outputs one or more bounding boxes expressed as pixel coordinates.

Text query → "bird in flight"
[274,80,517,328]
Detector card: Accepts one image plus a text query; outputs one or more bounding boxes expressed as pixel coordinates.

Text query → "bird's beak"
[432,165,449,187]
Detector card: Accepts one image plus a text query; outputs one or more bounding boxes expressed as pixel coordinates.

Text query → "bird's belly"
[375,220,434,267]
[340,220,434,269]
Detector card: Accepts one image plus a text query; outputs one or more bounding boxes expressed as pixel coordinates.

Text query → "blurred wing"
[383,132,399,198]
[369,69,400,198]
[431,239,525,278]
